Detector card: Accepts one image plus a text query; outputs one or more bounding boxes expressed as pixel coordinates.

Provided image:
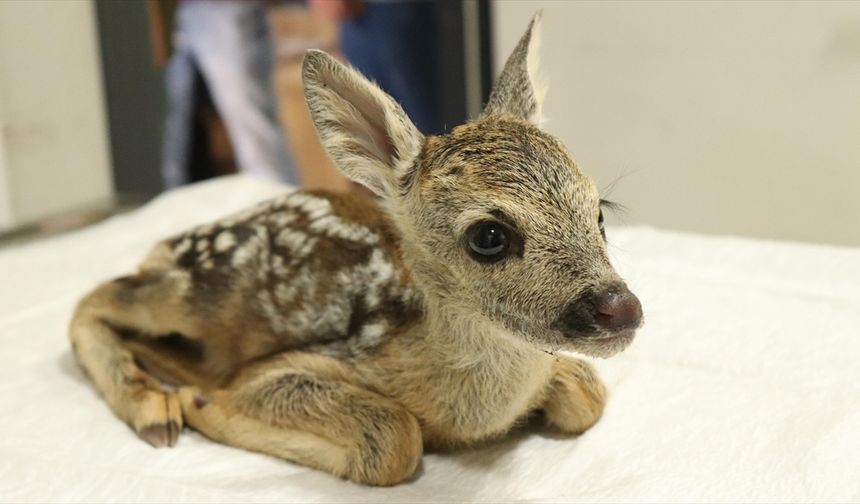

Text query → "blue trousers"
[340,1,441,135]
[162,0,298,188]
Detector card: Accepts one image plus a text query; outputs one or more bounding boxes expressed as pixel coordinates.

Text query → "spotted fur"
[69,12,640,486]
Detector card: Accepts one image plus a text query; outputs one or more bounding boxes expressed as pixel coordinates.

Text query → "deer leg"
[178,352,423,486]
[69,272,199,447]
[542,356,606,434]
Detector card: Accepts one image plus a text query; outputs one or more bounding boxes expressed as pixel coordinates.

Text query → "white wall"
[493,1,860,247]
[0,122,11,229]
[0,0,112,230]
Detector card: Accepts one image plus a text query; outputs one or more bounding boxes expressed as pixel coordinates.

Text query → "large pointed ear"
[302,50,424,198]
[481,11,546,125]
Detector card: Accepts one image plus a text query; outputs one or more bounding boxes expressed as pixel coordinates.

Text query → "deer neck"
[412,289,551,373]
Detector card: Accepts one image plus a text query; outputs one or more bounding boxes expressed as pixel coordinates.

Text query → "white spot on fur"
[232,239,259,267]
[274,264,318,308]
[173,238,192,255]
[364,249,394,308]
[299,197,332,220]
[308,215,378,245]
[274,228,319,265]
[285,192,332,220]
[283,294,350,340]
[166,269,192,294]
[195,240,209,252]
[274,282,295,304]
[271,254,288,278]
[269,211,297,227]
[276,228,309,251]
[359,322,386,342]
[214,231,236,252]
[193,223,217,238]
[368,249,394,281]
[258,290,287,334]
[315,320,389,357]
[284,192,312,206]
[294,238,318,259]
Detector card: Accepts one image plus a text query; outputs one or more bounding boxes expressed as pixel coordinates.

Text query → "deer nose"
[555,284,643,335]
[592,290,642,332]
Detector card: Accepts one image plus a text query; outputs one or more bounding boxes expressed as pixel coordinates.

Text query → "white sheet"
[1,175,858,503]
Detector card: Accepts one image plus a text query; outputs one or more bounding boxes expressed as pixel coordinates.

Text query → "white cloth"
[1,175,858,502]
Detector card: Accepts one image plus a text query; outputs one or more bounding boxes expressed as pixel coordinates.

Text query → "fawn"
[69,13,642,486]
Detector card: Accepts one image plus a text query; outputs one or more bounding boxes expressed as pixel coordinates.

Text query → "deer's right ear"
[480,11,546,126]
[302,50,424,199]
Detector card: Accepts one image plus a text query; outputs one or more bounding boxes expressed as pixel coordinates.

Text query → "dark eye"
[598,210,606,239]
[466,221,509,263]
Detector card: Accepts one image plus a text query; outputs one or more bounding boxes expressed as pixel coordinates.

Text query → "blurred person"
[154,0,299,189]
[311,0,443,135]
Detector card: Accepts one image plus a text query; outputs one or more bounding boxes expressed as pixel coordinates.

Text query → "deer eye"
[466,221,509,263]
[598,210,605,238]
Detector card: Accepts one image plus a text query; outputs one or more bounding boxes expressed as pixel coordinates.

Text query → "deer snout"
[555,284,643,336]
[592,289,642,332]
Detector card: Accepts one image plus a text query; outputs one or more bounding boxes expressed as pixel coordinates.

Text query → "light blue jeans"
[162,0,297,188]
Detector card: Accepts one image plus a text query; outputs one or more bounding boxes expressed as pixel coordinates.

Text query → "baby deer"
[69,13,642,486]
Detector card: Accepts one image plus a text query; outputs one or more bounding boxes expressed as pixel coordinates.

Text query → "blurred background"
[0,0,857,247]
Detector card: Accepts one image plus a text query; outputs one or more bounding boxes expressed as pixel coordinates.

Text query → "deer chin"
[496,312,637,358]
[556,328,637,358]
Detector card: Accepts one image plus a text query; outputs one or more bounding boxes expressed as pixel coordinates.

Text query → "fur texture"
[69,13,641,486]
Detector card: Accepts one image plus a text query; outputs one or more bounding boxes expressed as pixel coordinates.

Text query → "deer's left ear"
[481,11,546,126]
[302,50,423,199]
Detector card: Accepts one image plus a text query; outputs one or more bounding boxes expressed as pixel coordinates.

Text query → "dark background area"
[95,0,166,198]
[94,0,493,200]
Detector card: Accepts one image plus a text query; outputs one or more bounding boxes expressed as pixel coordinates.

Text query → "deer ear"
[302,50,424,198]
[481,11,546,126]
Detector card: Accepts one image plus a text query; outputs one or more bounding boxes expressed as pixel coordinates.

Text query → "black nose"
[556,284,643,335]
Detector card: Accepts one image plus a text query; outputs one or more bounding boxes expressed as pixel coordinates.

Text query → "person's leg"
[161,5,200,189]
[183,0,298,185]
[340,2,441,135]
[339,9,385,89]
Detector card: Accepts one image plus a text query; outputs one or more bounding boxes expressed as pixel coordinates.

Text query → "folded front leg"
[542,357,607,434]
[178,352,423,486]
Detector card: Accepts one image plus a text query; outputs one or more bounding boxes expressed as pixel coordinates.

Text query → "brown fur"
[69,13,641,486]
